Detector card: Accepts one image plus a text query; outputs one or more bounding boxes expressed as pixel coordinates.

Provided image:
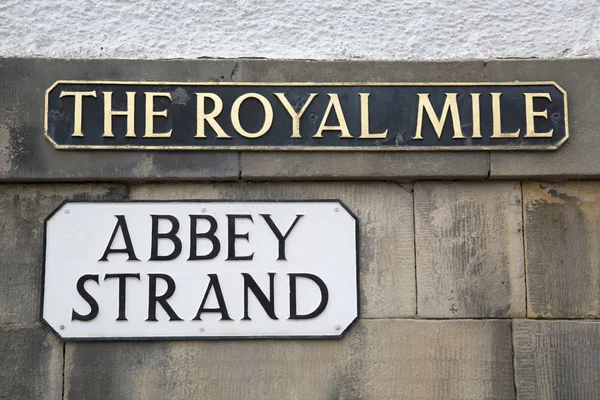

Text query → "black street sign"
[45,81,568,151]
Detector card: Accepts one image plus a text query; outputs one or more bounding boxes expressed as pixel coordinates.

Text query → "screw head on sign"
[201,208,206,212]
[334,207,339,212]
[335,325,341,330]
[64,209,70,214]
[60,325,65,330]
[200,327,205,332]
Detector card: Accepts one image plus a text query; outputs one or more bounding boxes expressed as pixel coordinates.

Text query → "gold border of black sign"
[45,80,569,151]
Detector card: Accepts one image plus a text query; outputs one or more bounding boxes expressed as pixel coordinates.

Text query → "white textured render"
[1,0,599,60]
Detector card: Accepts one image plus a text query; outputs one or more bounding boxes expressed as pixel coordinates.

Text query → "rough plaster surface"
[1,0,599,60]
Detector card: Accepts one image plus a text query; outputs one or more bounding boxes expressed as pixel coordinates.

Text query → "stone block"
[0,184,126,324]
[240,152,490,181]
[415,181,525,317]
[0,325,62,400]
[129,181,416,318]
[523,181,600,318]
[0,58,239,181]
[487,59,600,178]
[513,319,600,400]
[238,59,489,180]
[239,59,486,83]
[64,319,514,400]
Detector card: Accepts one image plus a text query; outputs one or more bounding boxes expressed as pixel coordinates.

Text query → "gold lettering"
[196,93,231,139]
[231,93,273,139]
[313,94,353,139]
[59,90,97,137]
[491,93,520,138]
[471,93,482,139]
[274,92,317,139]
[413,93,463,140]
[359,93,388,139]
[103,91,136,138]
[524,93,553,138]
[144,92,173,138]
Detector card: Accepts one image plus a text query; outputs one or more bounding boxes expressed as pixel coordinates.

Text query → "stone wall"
[1,58,600,399]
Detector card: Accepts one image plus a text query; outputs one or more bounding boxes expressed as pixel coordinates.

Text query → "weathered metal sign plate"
[45,81,568,151]
[42,201,358,341]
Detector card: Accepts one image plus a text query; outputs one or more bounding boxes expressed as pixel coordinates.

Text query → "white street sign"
[42,200,358,340]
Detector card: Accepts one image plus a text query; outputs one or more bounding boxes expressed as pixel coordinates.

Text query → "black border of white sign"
[40,199,360,341]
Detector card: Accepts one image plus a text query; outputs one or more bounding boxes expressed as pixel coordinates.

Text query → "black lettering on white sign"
[42,201,358,340]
